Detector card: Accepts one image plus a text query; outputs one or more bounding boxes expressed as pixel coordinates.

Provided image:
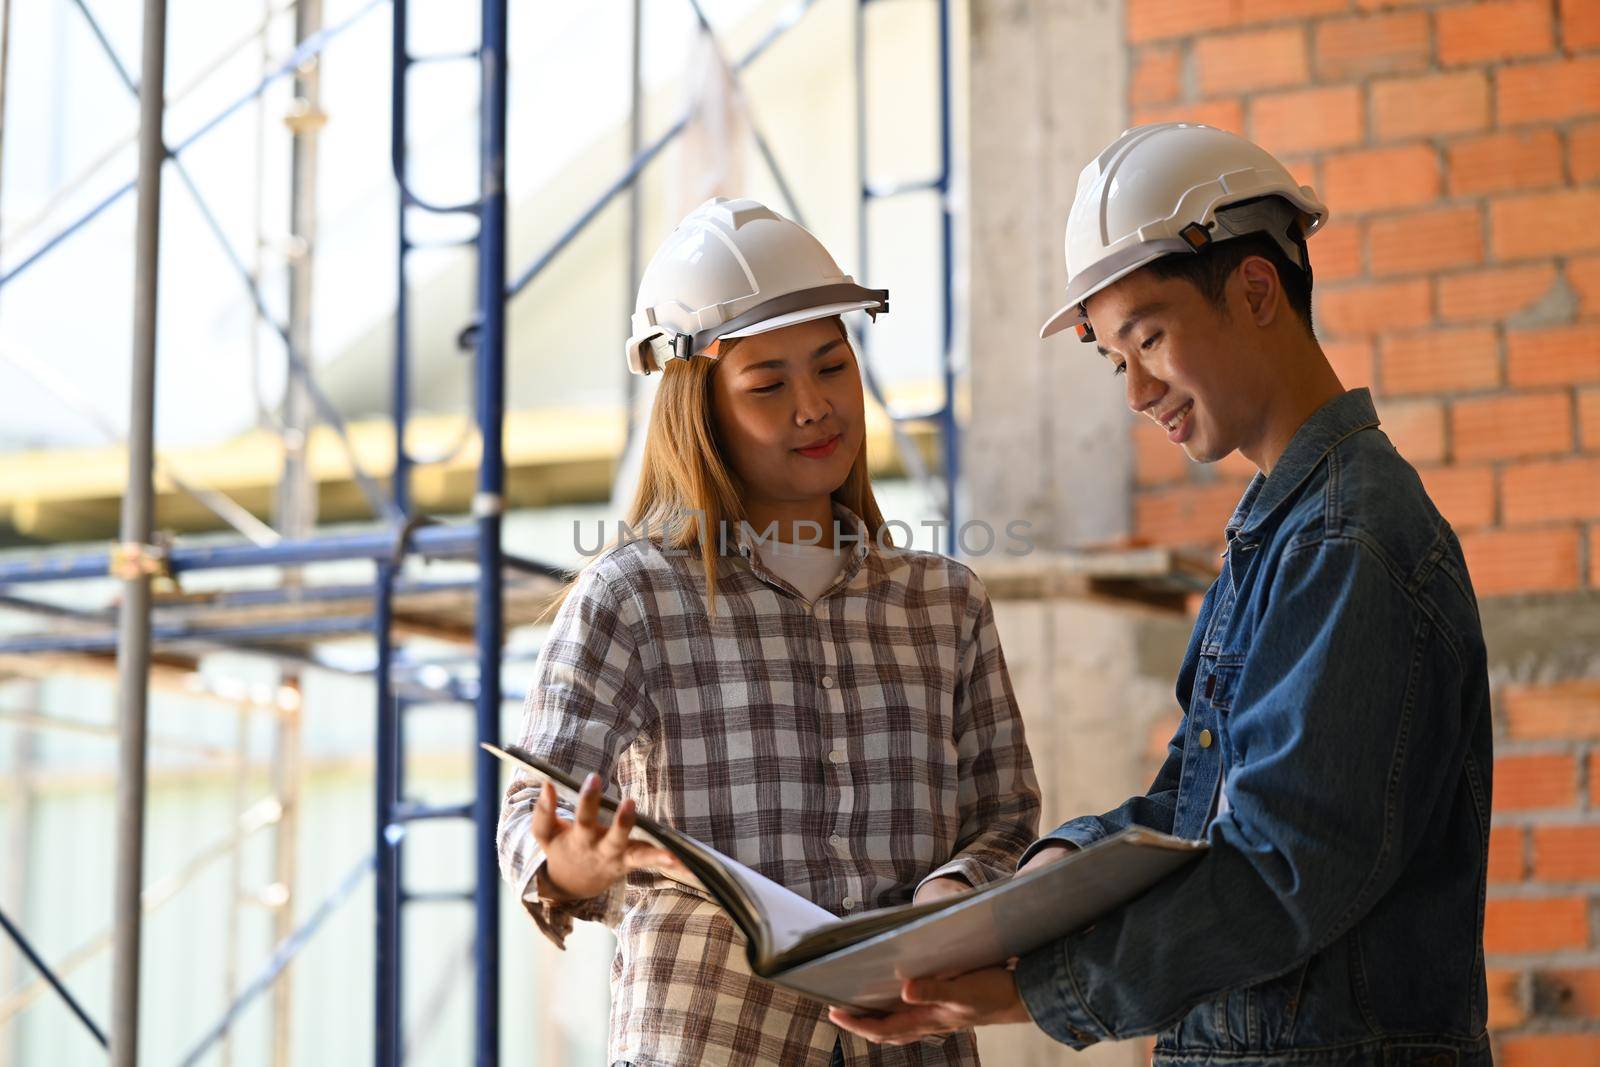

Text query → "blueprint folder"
[487,741,1207,1009]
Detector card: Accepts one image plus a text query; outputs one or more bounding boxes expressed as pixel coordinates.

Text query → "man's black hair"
[1145,232,1315,335]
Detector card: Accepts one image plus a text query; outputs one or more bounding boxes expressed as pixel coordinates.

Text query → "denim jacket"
[1015,389,1494,1066]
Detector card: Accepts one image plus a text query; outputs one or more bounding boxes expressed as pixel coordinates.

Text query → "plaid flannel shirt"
[497,504,1040,1066]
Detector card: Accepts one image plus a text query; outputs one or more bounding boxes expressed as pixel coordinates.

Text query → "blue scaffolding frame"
[0,1,958,1063]
[856,0,958,539]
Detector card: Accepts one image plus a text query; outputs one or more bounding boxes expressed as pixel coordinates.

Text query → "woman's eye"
[1112,362,1127,377]
[750,382,783,395]
[1140,331,1162,351]
[820,362,848,376]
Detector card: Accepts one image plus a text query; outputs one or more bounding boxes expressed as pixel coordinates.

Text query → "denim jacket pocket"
[1251,959,1310,1050]
[1197,654,1243,713]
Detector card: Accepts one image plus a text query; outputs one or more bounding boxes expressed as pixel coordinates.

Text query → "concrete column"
[965,8,1194,1063]
[966,0,1131,549]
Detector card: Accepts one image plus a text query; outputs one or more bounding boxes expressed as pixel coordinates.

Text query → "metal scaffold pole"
[0,13,19,1065]
[373,559,400,1067]
[281,0,324,546]
[622,0,643,456]
[273,4,322,1061]
[110,0,168,1062]
[474,0,509,1062]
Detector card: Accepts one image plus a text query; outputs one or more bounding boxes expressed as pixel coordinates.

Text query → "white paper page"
[697,841,837,950]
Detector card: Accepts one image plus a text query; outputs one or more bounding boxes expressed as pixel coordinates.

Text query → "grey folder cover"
[486,741,1207,1009]
[774,827,1207,1008]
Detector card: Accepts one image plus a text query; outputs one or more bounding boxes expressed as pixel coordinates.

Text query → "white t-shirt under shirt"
[755,538,848,603]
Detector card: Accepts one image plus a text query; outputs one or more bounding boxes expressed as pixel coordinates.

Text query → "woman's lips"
[795,434,842,459]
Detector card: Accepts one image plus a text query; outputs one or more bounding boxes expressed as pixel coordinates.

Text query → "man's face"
[1083,265,1268,465]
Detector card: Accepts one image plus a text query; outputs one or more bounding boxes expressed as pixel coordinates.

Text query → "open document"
[486,742,1207,1009]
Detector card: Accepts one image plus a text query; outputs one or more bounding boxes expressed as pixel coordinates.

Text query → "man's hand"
[828,967,1031,1045]
[912,875,971,907]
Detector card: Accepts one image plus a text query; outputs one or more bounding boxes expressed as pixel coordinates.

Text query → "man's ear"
[1237,256,1282,328]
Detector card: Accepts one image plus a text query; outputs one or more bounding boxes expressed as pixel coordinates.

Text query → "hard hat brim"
[1039,238,1192,340]
[721,300,881,340]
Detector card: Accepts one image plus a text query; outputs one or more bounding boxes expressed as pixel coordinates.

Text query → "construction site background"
[2,2,1598,1066]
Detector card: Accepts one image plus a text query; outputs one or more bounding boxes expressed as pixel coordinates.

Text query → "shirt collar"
[1226,388,1380,547]
[734,500,874,593]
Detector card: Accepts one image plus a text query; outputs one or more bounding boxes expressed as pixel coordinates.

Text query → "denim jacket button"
[1199,728,1213,748]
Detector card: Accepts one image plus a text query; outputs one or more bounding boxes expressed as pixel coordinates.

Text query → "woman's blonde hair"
[554,320,890,614]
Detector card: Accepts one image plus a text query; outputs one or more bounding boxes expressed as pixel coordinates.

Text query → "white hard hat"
[625,197,888,375]
[1040,123,1329,343]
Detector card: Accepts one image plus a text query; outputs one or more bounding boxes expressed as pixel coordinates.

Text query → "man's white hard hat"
[1040,122,1329,343]
[625,197,889,375]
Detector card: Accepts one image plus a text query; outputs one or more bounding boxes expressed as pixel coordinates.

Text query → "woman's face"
[709,316,866,508]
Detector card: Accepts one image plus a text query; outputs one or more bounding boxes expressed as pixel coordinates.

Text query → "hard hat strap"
[1212,196,1313,278]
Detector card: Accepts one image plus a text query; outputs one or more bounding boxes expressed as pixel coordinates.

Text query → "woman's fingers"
[530,781,558,844]
[600,797,635,857]
[529,775,686,892]
[624,842,686,875]
[574,772,602,831]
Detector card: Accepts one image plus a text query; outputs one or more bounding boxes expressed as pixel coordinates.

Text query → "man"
[832,123,1494,1065]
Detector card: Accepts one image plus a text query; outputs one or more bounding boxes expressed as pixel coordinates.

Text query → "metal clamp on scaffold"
[390,514,439,565]
[109,540,172,583]
[283,96,328,135]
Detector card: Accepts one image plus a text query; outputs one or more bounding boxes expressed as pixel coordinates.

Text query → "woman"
[497,197,1039,1066]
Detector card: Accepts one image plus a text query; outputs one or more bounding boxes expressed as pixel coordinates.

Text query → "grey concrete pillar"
[966,0,1131,549]
[965,7,1178,1064]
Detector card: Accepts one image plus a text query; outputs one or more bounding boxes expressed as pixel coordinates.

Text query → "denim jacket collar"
[1225,388,1381,549]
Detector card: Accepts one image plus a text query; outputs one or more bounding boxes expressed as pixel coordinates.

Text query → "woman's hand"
[912,875,972,907]
[533,773,685,902]
[1016,842,1076,876]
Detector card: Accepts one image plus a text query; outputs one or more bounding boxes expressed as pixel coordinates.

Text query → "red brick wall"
[1123,2,1600,1059]
[1488,679,1600,1062]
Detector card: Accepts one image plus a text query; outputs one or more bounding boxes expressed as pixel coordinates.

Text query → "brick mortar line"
[1490,1023,1600,1037]
[1488,950,1600,967]
[1484,882,1600,898]
[1495,737,1600,753]
[1492,814,1600,829]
